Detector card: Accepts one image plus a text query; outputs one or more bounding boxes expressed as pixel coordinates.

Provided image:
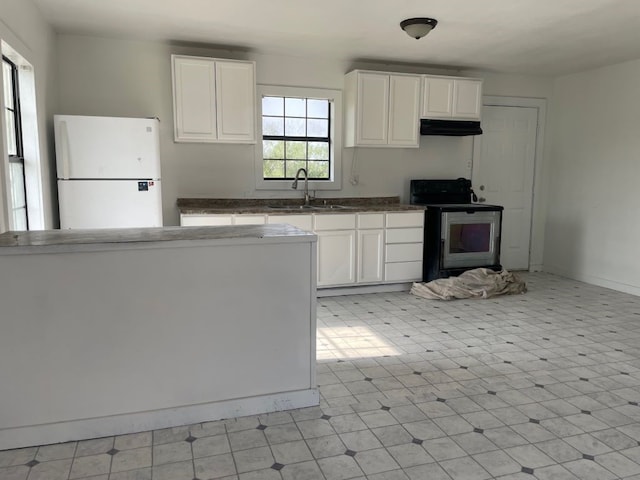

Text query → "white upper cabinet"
[388,75,421,146]
[452,79,483,119]
[344,70,420,148]
[172,55,256,143]
[421,75,482,120]
[355,72,389,145]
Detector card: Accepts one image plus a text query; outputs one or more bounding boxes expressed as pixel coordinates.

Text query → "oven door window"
[441,211,501,269]
[449,223,491,253]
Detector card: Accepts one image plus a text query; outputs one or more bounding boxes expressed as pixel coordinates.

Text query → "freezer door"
[55,115,161,180]
[58,180,163,229]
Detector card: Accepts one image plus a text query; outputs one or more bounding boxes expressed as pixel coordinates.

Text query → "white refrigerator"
[55,115,163,229]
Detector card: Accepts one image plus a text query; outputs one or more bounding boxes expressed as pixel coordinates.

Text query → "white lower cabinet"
[267,214,313,231]
[181,210,424,287]
[180,214,266,226]
[314,214,357,287]
[384,212,424,283]
[358,229,384,283]
[317,231,356,287]
[181,214,233,226]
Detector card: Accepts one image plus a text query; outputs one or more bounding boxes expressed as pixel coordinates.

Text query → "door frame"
[472,96,547,271]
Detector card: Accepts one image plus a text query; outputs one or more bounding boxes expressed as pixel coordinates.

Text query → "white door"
[472,105,538,270]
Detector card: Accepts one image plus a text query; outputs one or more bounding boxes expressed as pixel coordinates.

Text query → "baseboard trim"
[0,389,319,450]
[318,282,413,297]
[543,266,640,297]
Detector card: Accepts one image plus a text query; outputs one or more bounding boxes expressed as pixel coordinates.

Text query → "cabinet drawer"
[357,213,384,229]
[386,227,423,244]
[386,243,423,263]
[181,215,233,226]
[384,261,422,282]
[386,211,424,228]
[234,215,266,225]
[314,214,357,231]
[267,215,313,231]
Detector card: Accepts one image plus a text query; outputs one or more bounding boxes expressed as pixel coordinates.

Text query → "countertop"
[177,196,424,215]
[0,224,315,249]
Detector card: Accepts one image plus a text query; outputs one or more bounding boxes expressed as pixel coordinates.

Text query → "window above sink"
[255,85,343,192]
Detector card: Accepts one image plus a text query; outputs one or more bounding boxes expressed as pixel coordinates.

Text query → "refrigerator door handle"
[59,120,71,179]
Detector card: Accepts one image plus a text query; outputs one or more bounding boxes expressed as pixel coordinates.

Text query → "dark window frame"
[3,55,28,229]
[262,95,332,181]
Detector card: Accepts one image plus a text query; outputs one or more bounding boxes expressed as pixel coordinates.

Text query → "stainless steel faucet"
[292,168,310,205]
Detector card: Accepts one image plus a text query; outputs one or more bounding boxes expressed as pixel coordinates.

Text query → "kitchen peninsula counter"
[0,224,315,249]
[0,225,318,450]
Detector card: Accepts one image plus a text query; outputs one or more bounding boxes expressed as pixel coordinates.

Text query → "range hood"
[420,119,483,136]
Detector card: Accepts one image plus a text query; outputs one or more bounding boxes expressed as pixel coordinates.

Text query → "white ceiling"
[33,0,640,76]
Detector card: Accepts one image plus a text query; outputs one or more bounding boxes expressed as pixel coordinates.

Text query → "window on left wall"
[2,56,28,230]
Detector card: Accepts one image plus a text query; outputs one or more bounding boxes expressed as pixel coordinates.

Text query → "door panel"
[472,105,537,270]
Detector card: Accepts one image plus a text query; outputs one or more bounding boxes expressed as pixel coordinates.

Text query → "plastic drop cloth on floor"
[411,268,527,300]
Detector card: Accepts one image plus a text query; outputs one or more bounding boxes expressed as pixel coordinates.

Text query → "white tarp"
[411,268,527,300]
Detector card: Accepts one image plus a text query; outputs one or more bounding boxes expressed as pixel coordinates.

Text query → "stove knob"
[478,197,486,203]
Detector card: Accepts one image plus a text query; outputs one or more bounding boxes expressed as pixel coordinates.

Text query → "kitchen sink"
[266,204,356,210]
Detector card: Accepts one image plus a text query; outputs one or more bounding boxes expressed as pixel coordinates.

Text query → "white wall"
[56,34,553,226]
[0,0,57,231]
[544,58,640,295]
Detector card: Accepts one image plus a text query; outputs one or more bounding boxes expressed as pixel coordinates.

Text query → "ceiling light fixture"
[400,17,438,40]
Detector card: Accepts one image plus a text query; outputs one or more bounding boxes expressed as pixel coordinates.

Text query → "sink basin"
[311,205,356,210]
[267,204,356,211]
[266,205,315,210]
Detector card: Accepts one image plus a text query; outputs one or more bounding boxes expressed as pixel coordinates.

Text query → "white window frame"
[255,85,342,191]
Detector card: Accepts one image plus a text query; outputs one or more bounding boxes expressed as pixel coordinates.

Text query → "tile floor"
[2,272,640,480]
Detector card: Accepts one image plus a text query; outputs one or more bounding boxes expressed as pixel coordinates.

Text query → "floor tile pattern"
[2,273,640,479]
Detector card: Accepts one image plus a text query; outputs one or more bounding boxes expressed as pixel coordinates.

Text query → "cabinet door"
[452,79,482,119]
[317,231,356,287]
[180,214,233,226]
[267,214,313,231]
[172,56,217,142]
[388,75,421,147]
[421,76,454,119]
[215,61,256,143]
[356,72,389,145]
[358,229,384,283]
[233,215,266,225]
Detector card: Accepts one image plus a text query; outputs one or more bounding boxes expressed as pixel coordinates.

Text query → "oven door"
[441,210,501,269]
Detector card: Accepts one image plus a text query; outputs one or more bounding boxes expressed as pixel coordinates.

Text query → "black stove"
[410,178,504,281]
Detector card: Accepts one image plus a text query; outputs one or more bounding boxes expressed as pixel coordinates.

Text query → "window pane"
[12,206,27,231]
[285,97,305,117]
[3,61,14,110]
[262,117,283,136]
[285,118,305,137]
[307,161,329,179]
[5,110,17,156]
[285,141,306,159]
[308,142,329,160]
[307,119,328,137]
[263,160,285,178]
[9,161,26,208]
[262,96,283,116]
[286,160,306,177]
[263,140,284,159]
[307,99,328,118]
